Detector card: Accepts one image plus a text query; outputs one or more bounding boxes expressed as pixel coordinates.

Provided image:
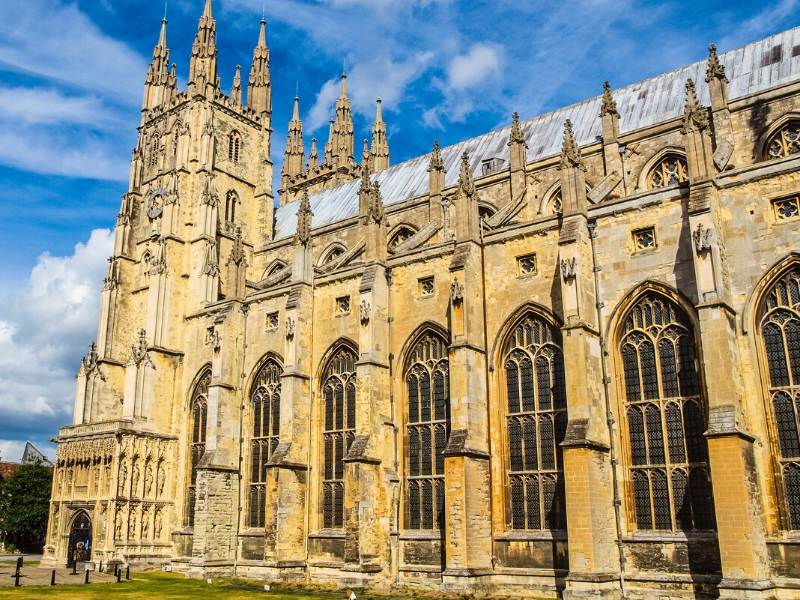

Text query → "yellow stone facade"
[43,3,800,598]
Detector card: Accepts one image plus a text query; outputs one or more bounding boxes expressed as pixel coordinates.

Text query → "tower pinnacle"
[328,73,354,170]
[247,18,271,121]
[371,98,390,171]
[143,17,171,111]
[188,0,218,96]
[280,96,305,193]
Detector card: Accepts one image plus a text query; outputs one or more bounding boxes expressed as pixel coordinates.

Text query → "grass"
[0,571,418,600]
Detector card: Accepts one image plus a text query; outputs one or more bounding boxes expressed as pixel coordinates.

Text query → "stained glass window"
[619,293,714,531]
[248,358,282,528]
[503,314,567,530]
[759,266,800,529]
[766,121,800,159]
[186,368,210,527]
[321,345,357,529]
[406,331,449,530]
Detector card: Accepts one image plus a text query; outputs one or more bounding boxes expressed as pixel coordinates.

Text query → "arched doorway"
[67,512,92,568]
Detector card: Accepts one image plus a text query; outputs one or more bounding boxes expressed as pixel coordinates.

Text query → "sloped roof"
[274,27,800,240]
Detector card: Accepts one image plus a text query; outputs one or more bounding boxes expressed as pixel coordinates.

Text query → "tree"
[0,463,52,552]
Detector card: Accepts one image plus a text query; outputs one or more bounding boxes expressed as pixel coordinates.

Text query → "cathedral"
[42,1,800,597]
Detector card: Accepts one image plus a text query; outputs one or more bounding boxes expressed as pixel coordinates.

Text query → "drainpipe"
[303,276,316,579]
[233,302,249,575]
[386,267,400,586]
[587,220,627,598]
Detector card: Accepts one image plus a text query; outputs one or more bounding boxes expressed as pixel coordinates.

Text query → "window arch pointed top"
[759,113,800,161]
[636,147,688,191]
[388,224,418,251]
[742,253,800,334]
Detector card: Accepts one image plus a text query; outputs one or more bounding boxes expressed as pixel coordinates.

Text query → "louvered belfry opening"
[249,358,282,528]
[186,368,210,527]
[619,294,715,531]
[321,345,357,529]
[503,314,567,530]
[759,266,800,530]
[405,331,450,531]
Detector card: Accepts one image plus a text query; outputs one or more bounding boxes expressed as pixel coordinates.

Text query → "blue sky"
[0,0,797,462]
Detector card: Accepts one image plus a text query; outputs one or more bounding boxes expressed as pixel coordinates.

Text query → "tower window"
[229,131,242,163]
[225,190,239,225]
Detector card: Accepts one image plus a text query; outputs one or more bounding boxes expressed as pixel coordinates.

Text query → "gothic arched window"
[150,135,160,167]
[225,190,238,224]
[503,313,567,530]
[321,344,357,529]
[405,330,450,530]
[248,358,282,528]
[619,293,714,531]
[388,226,416,251]
[759,266,800,529]
[647,153,688,189]
[765,121,800,160]
[186,367,210,527]
[545,188,562,216]
[229,131,242,163]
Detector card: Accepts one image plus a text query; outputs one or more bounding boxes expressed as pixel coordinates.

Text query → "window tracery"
[248,358,282,528]
[405,331,449,530]
[186,368,210,527]
[224,190,239,227]
[647,154,688,189]
[503,314,567,530]
[388,226,416,251]
[766,121,800,160]
[759,266,800,529]
[321,345,357,529]
[619,293,714,531]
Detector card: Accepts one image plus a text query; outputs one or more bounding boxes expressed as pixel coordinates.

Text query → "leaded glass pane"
[633,470,652,529]
[666,403,686,463]
[641,341,659,400]
[539,415,554,470]
[536,355,551,410]
[506,360,520,413]
[652,469,672,529]
[646,404,665,465]
[764,322,790,387]
[523,416,537,471]
[659,339,679,398]
[774,392,800,458]
[784,463,800,530]
[622,345,641,402]
[521,357,534,412]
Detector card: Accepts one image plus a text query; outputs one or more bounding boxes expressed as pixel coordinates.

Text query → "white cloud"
[447,43,502,91]
[0,229,113,455]
[0,0,147,103]
[0,87,118,127]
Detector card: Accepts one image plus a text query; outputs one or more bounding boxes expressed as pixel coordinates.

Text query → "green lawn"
[1,571,418,600]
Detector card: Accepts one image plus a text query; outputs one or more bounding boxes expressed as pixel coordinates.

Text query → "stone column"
[557,120,622,599]
[682,83,772,598]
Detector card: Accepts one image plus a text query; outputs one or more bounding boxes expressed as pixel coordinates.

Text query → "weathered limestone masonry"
[43,3,800,598]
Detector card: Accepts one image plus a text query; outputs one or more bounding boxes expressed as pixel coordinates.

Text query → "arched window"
[186,368,210,527]
[543,188,562,216]
[478,204,496,223]
[320,244,346,267]
[264,260,287,279]
[647,153,688,189]
[225,190,238,224]
[619,293,714,531]
[248,358,282,528]
[140,250,152,285]
[150,135,160,167]
[321,344,357,529]
[765,121,800,160]
[229,131,241,163]
[758,266,800,529]
[388,226,416,251]
[503,313,567,530]
[405,330,450,530]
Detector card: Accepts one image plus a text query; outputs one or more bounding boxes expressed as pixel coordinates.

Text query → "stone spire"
[682,78,708,133]
[330,74,355,169]
[370,98,390,171]
[295,188,313,246]
[308,138,319,170]
[458,151,476,198]
[705,43,728,110]
[560,119,584,169]
[247,18,271,120]
[143,17,170,111]
[324,120,334,164]
[599,81,618,117]
[361,139,370,165]
[188,0,218,96]
[281,96,305,191]
[231,65,242,108]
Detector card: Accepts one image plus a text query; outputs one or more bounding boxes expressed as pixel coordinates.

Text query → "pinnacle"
[292,95,300,120]
[257,18,267,48]
[203,0,213,19]
[157,17,168,48]
[375,98,383,122]
[340,73,348,98]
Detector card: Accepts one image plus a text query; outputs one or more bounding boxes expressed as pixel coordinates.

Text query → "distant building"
[43,1,800,598]
[0,442,51,483]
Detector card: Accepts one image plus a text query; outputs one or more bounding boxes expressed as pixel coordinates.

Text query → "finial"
[682,78,708,131]
[202,0,213,19]
[340,72,348,97]
[458,151,475,197]
[292,95,300,120]
[705,43,727,83]
[600,81,618,117]
[560,119,583,169]
[295,188,313,245]
[428,139,444,173]
[362,139,370,163]
[376,98,383,121]
[509,111,525,145]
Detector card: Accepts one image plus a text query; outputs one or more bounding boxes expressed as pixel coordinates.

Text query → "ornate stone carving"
[227,226,246,266]
[359,300,371,325]
[599,81,619,117]
[295,188,313,245]
[450,280,465,306]
[508,112,527,146]
[130,329,155,368]
[103,257,119,291]
[205,325,221,352]
[693,222,714,254]
[560,257,577,281]
[285,317,296,339]
[560,119,584,169]
[705,43,727,83]
[458,152,476,198]
[682,79,709,133]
